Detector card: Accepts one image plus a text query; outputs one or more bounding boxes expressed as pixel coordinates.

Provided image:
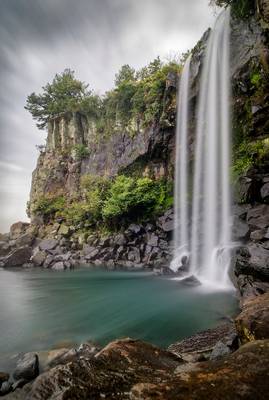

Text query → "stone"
[247,204,269,229]
[178,275,201,287]
[9,222,30,239]
[12,379,28,391]
[235,176,261,204]
[23,337,269,400]
[82,244,95,255]
[0,241,11,257]
[85,248,100,261]
[162,219,174,232]
[237,274,269,303]
[128,224,143,235]
[13,353,39,381]
[99,237,110,247]
[58,224,71,237]
[51,261,65,270]
[0,380,12,395]
[4,247,32,267]
[31,250,46,266]
[232,216,250,241]
[235,244,269,280]
[0,372,9,384]
[0,233,9,242]
[39,239,58,252]
[114,233,127,246]
[15,232,34,248]
[261,182,269,203]
[235,292,269,344]
[43,255,54,268]
[209,340,231,360]
[250,229,267,241]
[147,233,159,247]
[127,248,141,263]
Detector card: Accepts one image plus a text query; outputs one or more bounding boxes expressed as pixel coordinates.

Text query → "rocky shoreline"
[0,291,268,399]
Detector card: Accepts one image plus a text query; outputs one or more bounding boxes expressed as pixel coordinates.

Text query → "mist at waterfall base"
[0,268,238,373]
[171,9,233,290]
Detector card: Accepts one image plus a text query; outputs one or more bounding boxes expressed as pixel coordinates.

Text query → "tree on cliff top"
[25,69,100,129]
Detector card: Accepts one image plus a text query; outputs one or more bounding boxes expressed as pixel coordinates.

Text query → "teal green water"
[0,268,238,371]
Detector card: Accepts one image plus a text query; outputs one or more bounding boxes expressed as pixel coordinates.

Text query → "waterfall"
[172,9,233,289]
[170,56,191,272]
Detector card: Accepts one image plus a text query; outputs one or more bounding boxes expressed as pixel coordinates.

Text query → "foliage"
[231,138,269,180]
[33,195,65,221]
[63,175,111,226]
[102,176,172,223]
[72,144,90,160]
[209,0,255,19]
[25,69,99,129]
[250,72,262,88]
[115,65,136,87]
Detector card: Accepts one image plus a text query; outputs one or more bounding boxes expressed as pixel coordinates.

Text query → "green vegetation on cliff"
[32,174,172,230]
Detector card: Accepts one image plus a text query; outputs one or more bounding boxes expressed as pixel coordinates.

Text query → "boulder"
[147,233,159,247]
[127,248,141,263]
[43,255,54,268]
[51,261,65,270]
[0,241,11,257]
[39,239,58,252]
[247,204,269,229]
[0,381,12,395]
[127,224,143,235]
[237,274,269,303]
[261,182,269,203]
[4,247,32,267]
[24,338,269,400]
[209,341,231,360]
[31,250,46,266]
[232,216,250,241]
[58,224,71,237]
[250,229,267,241]
[9,222,30,240]
[13,353,39,381]
[235,292,269,344]
[114,233,127,246]
[235,244,269,280]
[15,232,34,248]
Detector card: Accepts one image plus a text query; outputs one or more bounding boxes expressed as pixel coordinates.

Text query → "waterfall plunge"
[172,9,233,289]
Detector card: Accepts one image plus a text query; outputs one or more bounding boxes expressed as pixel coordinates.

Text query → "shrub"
[73,144,90,160]
[102,176,173,223]
[231,138,269,180]
[33,195,65,221]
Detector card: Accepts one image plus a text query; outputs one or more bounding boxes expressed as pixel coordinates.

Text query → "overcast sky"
[0,0,217,232]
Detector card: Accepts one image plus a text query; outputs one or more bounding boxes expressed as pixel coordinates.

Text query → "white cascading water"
[170,56,191,272]
[172,9,233,289]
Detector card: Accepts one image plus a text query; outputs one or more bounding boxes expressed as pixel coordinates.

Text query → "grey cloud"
[0,0,216,232]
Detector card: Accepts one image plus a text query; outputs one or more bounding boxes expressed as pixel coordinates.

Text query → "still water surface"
[0,268,238,371]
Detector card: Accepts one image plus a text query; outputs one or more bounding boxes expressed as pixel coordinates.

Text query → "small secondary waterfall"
[172,9,232,288]
[170,56,191,272]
